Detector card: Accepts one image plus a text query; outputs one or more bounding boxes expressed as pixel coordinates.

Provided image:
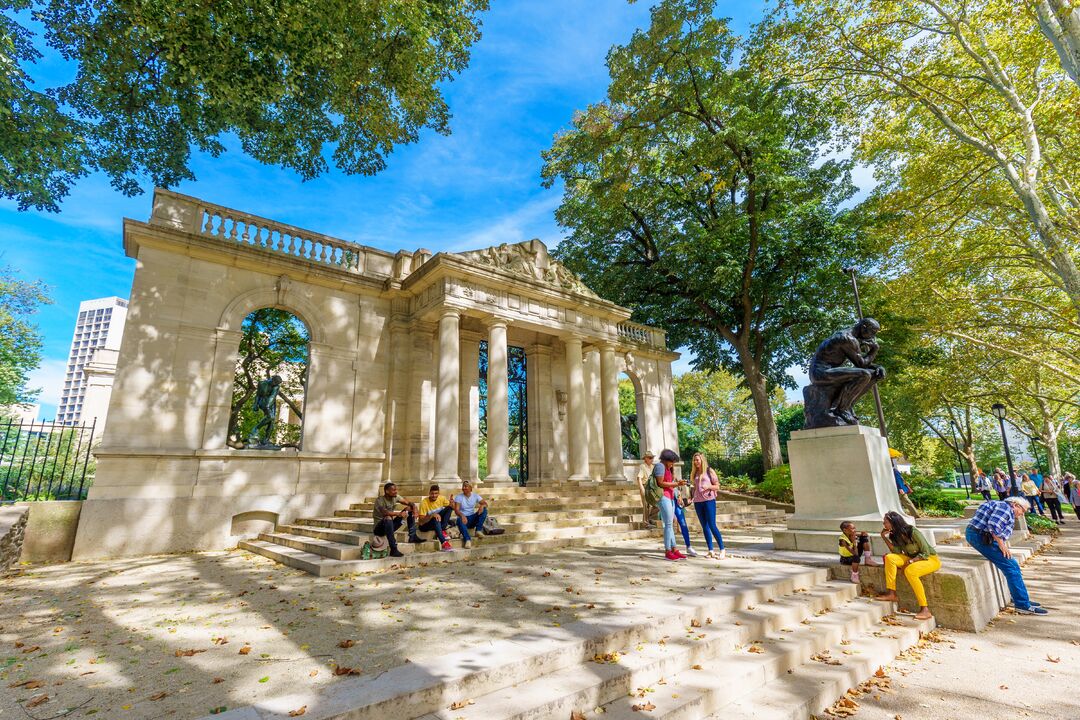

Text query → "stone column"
[526,343,554,485]
[485,318,513,483]
[564,335,590,482]
[433,308,461,483]
[599,343,626,482]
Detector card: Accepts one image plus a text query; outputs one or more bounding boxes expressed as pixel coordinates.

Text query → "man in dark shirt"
[372,482,418,558]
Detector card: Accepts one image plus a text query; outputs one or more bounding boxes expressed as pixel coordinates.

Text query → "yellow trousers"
[884,553,942,607]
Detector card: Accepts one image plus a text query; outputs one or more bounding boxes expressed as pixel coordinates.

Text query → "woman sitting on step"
[874,511,940,621]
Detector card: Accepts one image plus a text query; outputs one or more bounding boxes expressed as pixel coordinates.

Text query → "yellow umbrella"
[888,447,903,459]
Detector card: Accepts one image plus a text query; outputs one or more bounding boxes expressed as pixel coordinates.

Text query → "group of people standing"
[636,449,727,561]
[974,468,1078,522]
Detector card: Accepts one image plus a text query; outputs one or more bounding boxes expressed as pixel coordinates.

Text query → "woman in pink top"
[689,452,726,559]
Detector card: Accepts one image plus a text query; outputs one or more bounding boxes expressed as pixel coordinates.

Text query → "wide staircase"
[240,480,788,576]
[231,562,930,720]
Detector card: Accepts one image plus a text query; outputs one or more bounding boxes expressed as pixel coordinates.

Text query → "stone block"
[0,506,29,571]
[19,501,82,564]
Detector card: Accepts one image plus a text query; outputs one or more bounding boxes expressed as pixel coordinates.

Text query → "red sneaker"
[665,550,678,561]
[441,541,454,552]
[671,549,687,559]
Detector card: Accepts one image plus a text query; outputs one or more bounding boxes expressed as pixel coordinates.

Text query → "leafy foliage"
[1025,513,1060,535]
[230,308,309,446]
[542,0,869,470]
[0,267,50,406]
[2,0,489,210]
[758,464,793,503]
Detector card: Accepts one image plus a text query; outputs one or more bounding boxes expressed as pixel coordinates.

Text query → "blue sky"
[2,0,783,420]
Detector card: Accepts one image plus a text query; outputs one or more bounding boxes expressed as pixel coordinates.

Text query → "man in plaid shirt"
[966,496,1048,615]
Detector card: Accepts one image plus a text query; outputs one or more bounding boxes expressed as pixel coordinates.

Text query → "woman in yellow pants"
[874,511,940,621]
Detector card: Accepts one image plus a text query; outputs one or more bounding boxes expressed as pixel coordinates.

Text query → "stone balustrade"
[617,321,666,350]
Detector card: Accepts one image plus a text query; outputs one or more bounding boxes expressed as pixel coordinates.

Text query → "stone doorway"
[479,341,529,485]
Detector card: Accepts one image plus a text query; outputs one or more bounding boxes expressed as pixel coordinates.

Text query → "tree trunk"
[1037,398,1064,477]
[1033,0,1080,90]
[738,353,784,471]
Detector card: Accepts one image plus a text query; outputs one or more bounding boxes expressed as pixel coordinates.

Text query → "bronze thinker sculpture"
[248,375,283,448]
[803,318,886,429]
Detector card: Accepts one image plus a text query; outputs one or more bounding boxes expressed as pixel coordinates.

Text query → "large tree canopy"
[0,267,50,407]
[542,0,868,470]
[1,0,488,211]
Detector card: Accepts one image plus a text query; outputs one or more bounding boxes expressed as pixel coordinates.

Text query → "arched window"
[229,308,309,448]
[618,372,641,459]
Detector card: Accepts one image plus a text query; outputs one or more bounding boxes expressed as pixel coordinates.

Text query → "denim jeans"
[673,501,692,547]
[1027,495,1045,515]
[373,515,416,552]
[418,506,453,542]
[455,508,488,542]
[692,500,724,551]
[965,525,1032,609]
[658,497,676,550]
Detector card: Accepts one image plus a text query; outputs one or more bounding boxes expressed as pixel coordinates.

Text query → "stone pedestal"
[773,425,930,555]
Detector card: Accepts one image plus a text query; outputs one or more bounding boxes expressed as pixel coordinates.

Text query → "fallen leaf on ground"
[21,645,40,653]
[26,694,49,708]
[449,699,475,710]
[691,664,703,670]
[309,670,319,678]
[288,706,307,716]
[212,677,224,684]
[212,637,228,645]
[8,680,43,689]
[571,711,586,720]
[338,639,355,649]
[631,702,656,711]
[333,666,362,676]
[175,649,207,657]
[238,646,252,655]
[1047,655,1060,663]
[748,644,765,654]
[149,692,169,701]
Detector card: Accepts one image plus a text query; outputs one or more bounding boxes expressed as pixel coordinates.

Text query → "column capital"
[483,313,511,330]
[561,332,587,346]
[438,306,462,320]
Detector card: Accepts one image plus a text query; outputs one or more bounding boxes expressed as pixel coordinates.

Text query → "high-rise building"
[56,297,128,425]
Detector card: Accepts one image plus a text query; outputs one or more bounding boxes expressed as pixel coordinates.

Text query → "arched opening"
[619,371,645,458]
[478,341,529,485]
[229,308,310,449]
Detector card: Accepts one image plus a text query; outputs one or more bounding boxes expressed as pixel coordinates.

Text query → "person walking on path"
[1021,474,1045,516]
[893,467,921,518]
[966,497,1048,615]
[689,452,726,559]
[874,511,940,621]
[636,451,659,528]
[974,471,992,502]
[1040,474,1066,524]
[653,449,686,561]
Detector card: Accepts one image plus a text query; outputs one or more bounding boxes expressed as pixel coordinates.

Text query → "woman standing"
[1067,474,1080,521]
[1041,474,1066,524]
[689,452,726,559]
[1020,474,1044,516]
[653,449,686,561]
[874,511,941,621]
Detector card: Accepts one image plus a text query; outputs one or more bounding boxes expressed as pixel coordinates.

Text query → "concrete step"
[349,498,642,512]
[321,514,629,534]
[239,527,656,577]
[425,581,867,720]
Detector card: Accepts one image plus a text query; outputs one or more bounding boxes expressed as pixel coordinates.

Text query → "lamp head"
[842,266,857,275]
[991,402,1006,420]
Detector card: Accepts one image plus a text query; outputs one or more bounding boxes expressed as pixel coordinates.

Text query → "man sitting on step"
[418,484,455,552]
[373,482,419,558]
[453,480,489,550]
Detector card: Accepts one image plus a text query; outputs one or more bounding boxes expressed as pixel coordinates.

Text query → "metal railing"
[0,419,97,502]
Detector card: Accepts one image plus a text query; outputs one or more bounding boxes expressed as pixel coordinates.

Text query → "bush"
[712,450,764,483]
[719,474,753,491]
[908,487,965,517]
[758,464,794,504]
[1025,514,1060,536]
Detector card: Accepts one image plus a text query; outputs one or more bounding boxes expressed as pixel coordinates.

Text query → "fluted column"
[564,335,590,481]
[433,308,461,483]
[485,318,513,483]
[599,343,626,482]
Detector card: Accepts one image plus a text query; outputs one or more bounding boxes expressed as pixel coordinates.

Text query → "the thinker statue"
[248,375,283,447]
[803,318,886,429]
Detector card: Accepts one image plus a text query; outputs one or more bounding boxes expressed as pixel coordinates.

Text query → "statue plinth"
[772,424,933,555]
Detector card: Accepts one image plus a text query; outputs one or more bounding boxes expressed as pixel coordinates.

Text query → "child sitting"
[839,521,878,583]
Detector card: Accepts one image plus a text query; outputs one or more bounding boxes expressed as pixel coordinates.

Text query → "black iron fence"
[0,419,97,502]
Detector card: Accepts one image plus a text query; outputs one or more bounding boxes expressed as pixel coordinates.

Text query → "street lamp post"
[948,420,971,499]
[1028,435,1043,471]
[991,403,1019,496]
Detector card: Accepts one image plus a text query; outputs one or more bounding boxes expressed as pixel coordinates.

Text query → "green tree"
[1,0,488,211]
[230,308,309,446]
[0,266,50,406]
[542,0,866,470]
[673,370,782,457]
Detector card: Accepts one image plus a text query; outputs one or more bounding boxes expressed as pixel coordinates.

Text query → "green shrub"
[758,464,794,503]
[1025,514,1059,535]
[720,474,753,491]
[909,487,965,517]
[712,450,764,483]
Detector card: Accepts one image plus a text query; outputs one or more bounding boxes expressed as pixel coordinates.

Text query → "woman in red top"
[654,449,686,560]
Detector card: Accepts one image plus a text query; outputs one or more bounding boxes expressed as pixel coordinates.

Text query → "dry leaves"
[175,648,207,657]
[238,645,252,655]
[212,677,224,684]
[1047,654,1061,663]
[288,706,308,717]
[631,701,656,712]
[811,651,841,666]
[593,652,621,664]
[450,699,476,710]
[149,691,169,701]
[8,679,44,689]
[333,666,362,676]
[338,639,356,649]
[26,694,49,708]
[747,644,765,654]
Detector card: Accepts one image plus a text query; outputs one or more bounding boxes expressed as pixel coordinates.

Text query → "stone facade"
[72,189,680,559]
[1,506,28,571]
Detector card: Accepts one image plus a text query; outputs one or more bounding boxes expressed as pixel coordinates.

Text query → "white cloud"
[442,193,563,252]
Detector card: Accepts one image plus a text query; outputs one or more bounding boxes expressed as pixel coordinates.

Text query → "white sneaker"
[464,540,473,549]
[717,549,727,560]
[851,571,860,584]
[685,546,698,557]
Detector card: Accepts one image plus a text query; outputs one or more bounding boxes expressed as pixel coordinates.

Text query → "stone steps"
[238,527,656,577]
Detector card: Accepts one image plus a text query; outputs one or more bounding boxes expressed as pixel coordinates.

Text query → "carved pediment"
[452,239,600,299]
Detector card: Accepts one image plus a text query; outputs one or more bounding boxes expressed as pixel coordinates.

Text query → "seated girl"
[874,511,941,621]
[838,521,876,583]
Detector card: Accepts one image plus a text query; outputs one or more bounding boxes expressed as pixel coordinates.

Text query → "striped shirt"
[969,501,1016,540]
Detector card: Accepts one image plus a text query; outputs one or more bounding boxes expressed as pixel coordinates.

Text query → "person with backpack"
[689,452,725,559]
[636,451,660,528]
[651,449,686,561]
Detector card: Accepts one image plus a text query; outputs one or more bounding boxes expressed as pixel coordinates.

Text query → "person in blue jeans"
[966,496,1048,615]
[671,488,698,557]
[452,480,489,549]
[689,452,725,559]
[653,449,686,561]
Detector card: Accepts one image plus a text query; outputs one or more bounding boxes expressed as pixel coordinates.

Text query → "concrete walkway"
[846,526,1080,720]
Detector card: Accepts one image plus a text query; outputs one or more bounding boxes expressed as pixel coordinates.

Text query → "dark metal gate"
[0,418,97,502]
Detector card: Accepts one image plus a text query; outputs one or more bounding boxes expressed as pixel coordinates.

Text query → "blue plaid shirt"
[969,500,1016,540]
